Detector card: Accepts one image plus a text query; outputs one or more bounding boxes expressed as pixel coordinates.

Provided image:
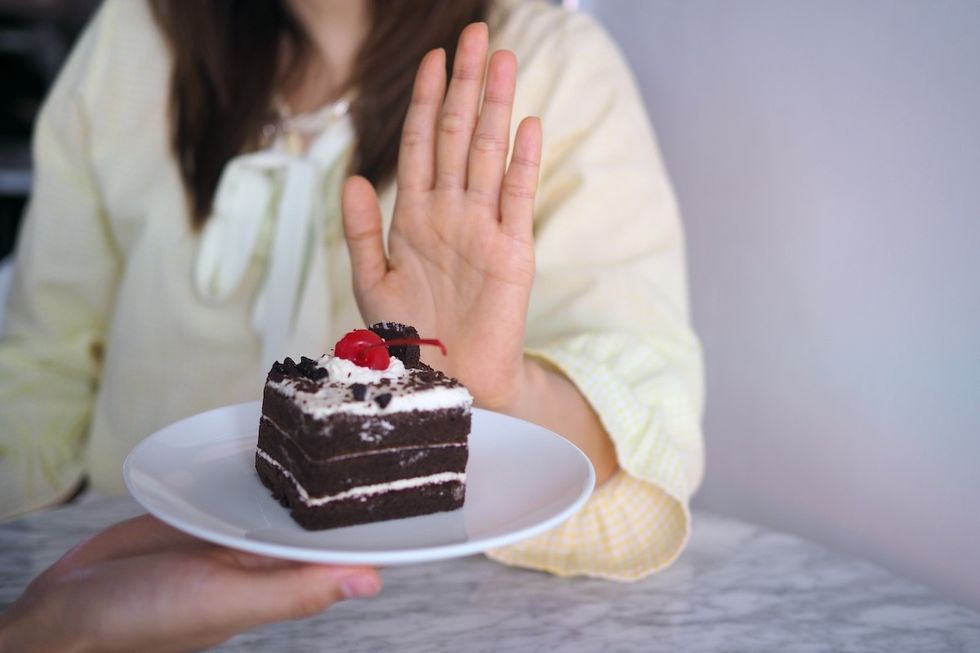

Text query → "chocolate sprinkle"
[297,356,319,379]
[292,379,319,394]
[308,367,329,381]
[270,355,329,383]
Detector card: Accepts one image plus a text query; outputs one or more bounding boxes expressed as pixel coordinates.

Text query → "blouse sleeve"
[485,7,704,580]
[0,3,120,519]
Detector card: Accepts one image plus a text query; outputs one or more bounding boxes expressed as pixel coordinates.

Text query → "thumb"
[224,564,381,625]
[342,175,388,295]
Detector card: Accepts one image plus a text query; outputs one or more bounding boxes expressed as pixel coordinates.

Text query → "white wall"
[577,0,980,609]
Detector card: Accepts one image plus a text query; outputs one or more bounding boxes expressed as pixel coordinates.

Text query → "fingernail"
[340,574,380,599]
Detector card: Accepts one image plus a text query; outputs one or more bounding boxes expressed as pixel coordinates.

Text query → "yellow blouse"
[0,0,703,581]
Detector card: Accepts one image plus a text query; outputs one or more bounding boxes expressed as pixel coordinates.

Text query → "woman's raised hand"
[342,23,541,411]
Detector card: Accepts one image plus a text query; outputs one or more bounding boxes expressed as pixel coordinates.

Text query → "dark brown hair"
[150,0,491,228]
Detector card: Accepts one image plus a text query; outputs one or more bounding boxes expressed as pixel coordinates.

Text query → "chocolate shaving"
[368,322,422,368]
[308,367,328,381]
[296,356,321,380]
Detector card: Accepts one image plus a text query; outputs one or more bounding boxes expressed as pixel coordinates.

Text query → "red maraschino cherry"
[333,329,447,370]
[333,329,389,369]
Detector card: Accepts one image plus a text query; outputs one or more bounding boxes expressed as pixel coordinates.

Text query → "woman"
[0,0,703,580]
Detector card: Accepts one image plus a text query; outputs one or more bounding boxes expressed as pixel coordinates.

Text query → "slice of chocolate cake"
[256,323,472,530]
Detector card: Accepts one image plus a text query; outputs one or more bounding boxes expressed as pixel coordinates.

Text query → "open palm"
[342,23,541,410]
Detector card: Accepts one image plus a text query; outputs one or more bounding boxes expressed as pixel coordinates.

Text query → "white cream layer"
[270,354,472,418]
[256,448,465,507]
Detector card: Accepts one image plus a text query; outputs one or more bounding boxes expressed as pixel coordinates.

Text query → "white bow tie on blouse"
[193,100,354,367]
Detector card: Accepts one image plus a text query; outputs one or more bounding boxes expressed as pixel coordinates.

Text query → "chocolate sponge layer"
[256,454,465,530]
[258,416,468,496]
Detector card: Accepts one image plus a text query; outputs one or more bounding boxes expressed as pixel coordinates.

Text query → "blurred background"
[0,0,99,259]
[2,0,978,611]
[574,0,980,611]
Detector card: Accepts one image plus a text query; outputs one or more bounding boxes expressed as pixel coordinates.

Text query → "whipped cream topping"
[268,353,473,418]
[322,355,407,384]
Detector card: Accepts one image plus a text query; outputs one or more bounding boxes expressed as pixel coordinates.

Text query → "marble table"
[2,495,979,652]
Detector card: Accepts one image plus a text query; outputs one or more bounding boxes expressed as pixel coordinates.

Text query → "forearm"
[0,357,91,519]
[506,356,619,485]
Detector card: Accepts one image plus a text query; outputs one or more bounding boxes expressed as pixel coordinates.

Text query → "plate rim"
[123,401,596,565]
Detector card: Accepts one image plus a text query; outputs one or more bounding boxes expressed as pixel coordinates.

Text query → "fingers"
[500,116,542,239]
[397,21,532,227]
[466,50,517,210]
[342,176,388,294]
[71,553,381,652]
[397,48,446,192]
[435,22,489,189]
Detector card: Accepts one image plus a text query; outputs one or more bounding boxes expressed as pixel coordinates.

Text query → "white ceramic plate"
[124,401,595,565]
